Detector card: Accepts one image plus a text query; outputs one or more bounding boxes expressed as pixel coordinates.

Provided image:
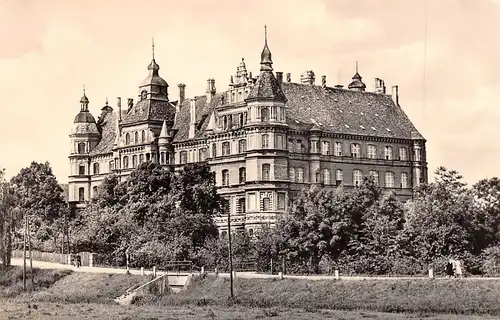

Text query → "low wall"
[12,250,95,266]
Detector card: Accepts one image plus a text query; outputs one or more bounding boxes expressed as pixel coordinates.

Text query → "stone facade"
[68,31,428,234]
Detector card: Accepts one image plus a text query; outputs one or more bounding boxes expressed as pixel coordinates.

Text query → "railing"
[161,261,193,273]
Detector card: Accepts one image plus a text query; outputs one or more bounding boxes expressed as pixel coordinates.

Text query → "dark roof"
[172,81,424,142]
[90,111,117,155]
[246,71,287,102]
[74,111,96,123]
[121,99,176,125]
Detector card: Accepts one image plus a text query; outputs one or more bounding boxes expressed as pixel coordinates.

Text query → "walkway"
[9,258,500,281]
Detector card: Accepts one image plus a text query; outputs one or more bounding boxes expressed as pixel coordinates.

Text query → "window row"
[218,112,248,131]
[288,140,410,161]
[221,167,247,186]
[223,192,287,214]
[124,130,147,146]
[257,106,286,122]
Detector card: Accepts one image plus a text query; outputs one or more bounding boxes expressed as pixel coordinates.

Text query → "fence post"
[278,271,283,280]
[270,258,273,275]
[141,267,144,276]
[67,254,72,265]
[429,268,434,279]
[215,267,218,276]
[153,266,157,277]
[232,270,236,278]
[201,266,205,275]
[335,269,340,280]
[89,253,95,267]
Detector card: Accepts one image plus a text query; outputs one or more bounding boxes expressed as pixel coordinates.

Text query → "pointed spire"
[80,84,89,111]
[105,97,109,106]
[348,61,366,91]
[352,61,362,80]
[147,38,160,75]
[159,120,168,139]
[152,37,155,60]
[260,25,273,72]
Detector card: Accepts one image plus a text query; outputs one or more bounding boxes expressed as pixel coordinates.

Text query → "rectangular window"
[384,146,393,160]
[369,170,379,186]
[262,134,269,149]
[212,143,217,158]
[222,169,229,186]
[222,142,231,156]
[385,171,395,188]
[335,169,343,186]
[278,192,286,210]
[351,143,360,158]
[401,172,409,188]
[367,145,377,159]
[239,167,246,184]
[353,169,363,187]
[262,164,270,181]
[334,142,343,156]
[296,140,303,153]
[79,165,85,175]
[289,168,295,182]
[180,151,187,164]
[248,193,256,211]
[288,139,294,153]
[297,168,304,183]
[321,141,330,155]
[399,147,408,161]
[323,169,331,185]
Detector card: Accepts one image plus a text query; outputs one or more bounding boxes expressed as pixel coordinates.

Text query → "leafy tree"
[8,162,67,252]
[471,177,500,250]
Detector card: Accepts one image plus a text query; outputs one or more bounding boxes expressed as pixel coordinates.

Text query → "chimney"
[321,75,327,88]
[116,97,122,121]
[286,73,291,83]
[374,78,386,94]
[127,98,133,111]
[276,72,283,86]
[178,83,186,105]
[188,98,197,139]
[206,79,216,104]
[391,85,399,105]
[300,70,315,85]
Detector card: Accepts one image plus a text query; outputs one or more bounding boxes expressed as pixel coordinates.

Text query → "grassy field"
[137,275,500,316]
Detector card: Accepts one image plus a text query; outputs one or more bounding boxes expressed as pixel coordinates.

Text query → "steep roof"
[246,71,287,102]
[172,82,424,143]
[121,99,176,125]
[90,111,117,155]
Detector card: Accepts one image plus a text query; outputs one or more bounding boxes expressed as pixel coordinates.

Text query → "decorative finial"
[264,25,267,45]
[105,97,108,106]
[83,84,86,94]
[356,61,359,73]
[152,37,155,60]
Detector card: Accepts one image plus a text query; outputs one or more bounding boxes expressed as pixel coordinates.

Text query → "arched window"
[180,151,188,164]
[261,134,269,149]
[222,169,230,186]
[384,146,393,160]
[92,186,98,198]
[385,171,395,188]
[367,145,377,159]
[369,170,379,186]
[139,154,144,164]
[93,163,99,175]
[141,130,146,143]
[77,142,86,154]
[401,172,409,188]
[353,169,363,187]
[132,155,138,168]
[261,107,270,122]
[239,167,246,184]
[199,148,207,162]
[315,170,321,183]
[134,132,138,144]
[238,197,246,213]
[109,161,114,172]
[223,116,228,130]
[78,187,85,202]
[123,156,129,168]
[125,133,131,145]
[222,142,230,156]
[323,169,331,185]
[212,143,217,158]
[238,139,247,153]
[262,164,270,181]
[262,197,271,211]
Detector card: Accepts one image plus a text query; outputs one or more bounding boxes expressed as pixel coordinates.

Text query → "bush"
[481,246,500,276]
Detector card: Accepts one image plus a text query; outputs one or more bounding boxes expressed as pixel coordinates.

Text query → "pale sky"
[1,0,498,186]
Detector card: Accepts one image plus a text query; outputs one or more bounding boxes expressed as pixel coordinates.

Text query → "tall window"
[334,142,343,156]
[262,164,270,181]
[385,171,395,188]
[77,142,86,154]
[401,172,409,188]
[353,169,363,187]
[323,169,331,185]
[238,198,246,214]
[93,163,99,174]
[336,169,343,186]
[399,147,408,161]
[212,143,217,158]
[321,141,330,155]
[297,168,304,183]
[276,135,284,149]
[288,139,294,153]
[239,167,246,184]
[180,151,188,164]
[261,107,270,121]
[92,186,98,198]
[78,187,85,202]
[108,161,114,172]
[134,132,138,144]
[384,146,393,160]
[369,170,379,186]
[289,168,295,182]
[132,155,138,167]
[222,142,230,156]
[199,148,207,162]
[123,156,129,168]
[278,192,286,210]
[79,165,85,175]
[367,145,377,159]
[139,154,144,164]
[262,197,271,211]
[125,133,131,145]
[141,130,146,143]
[351,143,360,158]
[238,139,247,153]
[261,134,269,149]
[222,169,229,186]
[160,152,166,164]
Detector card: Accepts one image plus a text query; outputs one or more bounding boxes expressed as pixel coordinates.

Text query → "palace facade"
[68,30,428,234]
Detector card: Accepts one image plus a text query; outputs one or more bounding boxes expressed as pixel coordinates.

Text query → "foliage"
[480,246,500,276]
[73,162,222,268]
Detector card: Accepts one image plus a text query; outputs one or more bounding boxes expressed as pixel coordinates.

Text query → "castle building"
[68,29,428,233]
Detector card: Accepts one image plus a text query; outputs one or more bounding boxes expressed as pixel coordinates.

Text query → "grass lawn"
[2,300,500,320]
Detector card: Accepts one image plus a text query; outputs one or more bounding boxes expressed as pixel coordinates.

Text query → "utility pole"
[227,200,234,298]
[23,216,27,291]
[27,216,33,289]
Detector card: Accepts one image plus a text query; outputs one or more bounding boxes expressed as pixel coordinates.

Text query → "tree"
[472,177,500,250]
[8,162,67,252]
